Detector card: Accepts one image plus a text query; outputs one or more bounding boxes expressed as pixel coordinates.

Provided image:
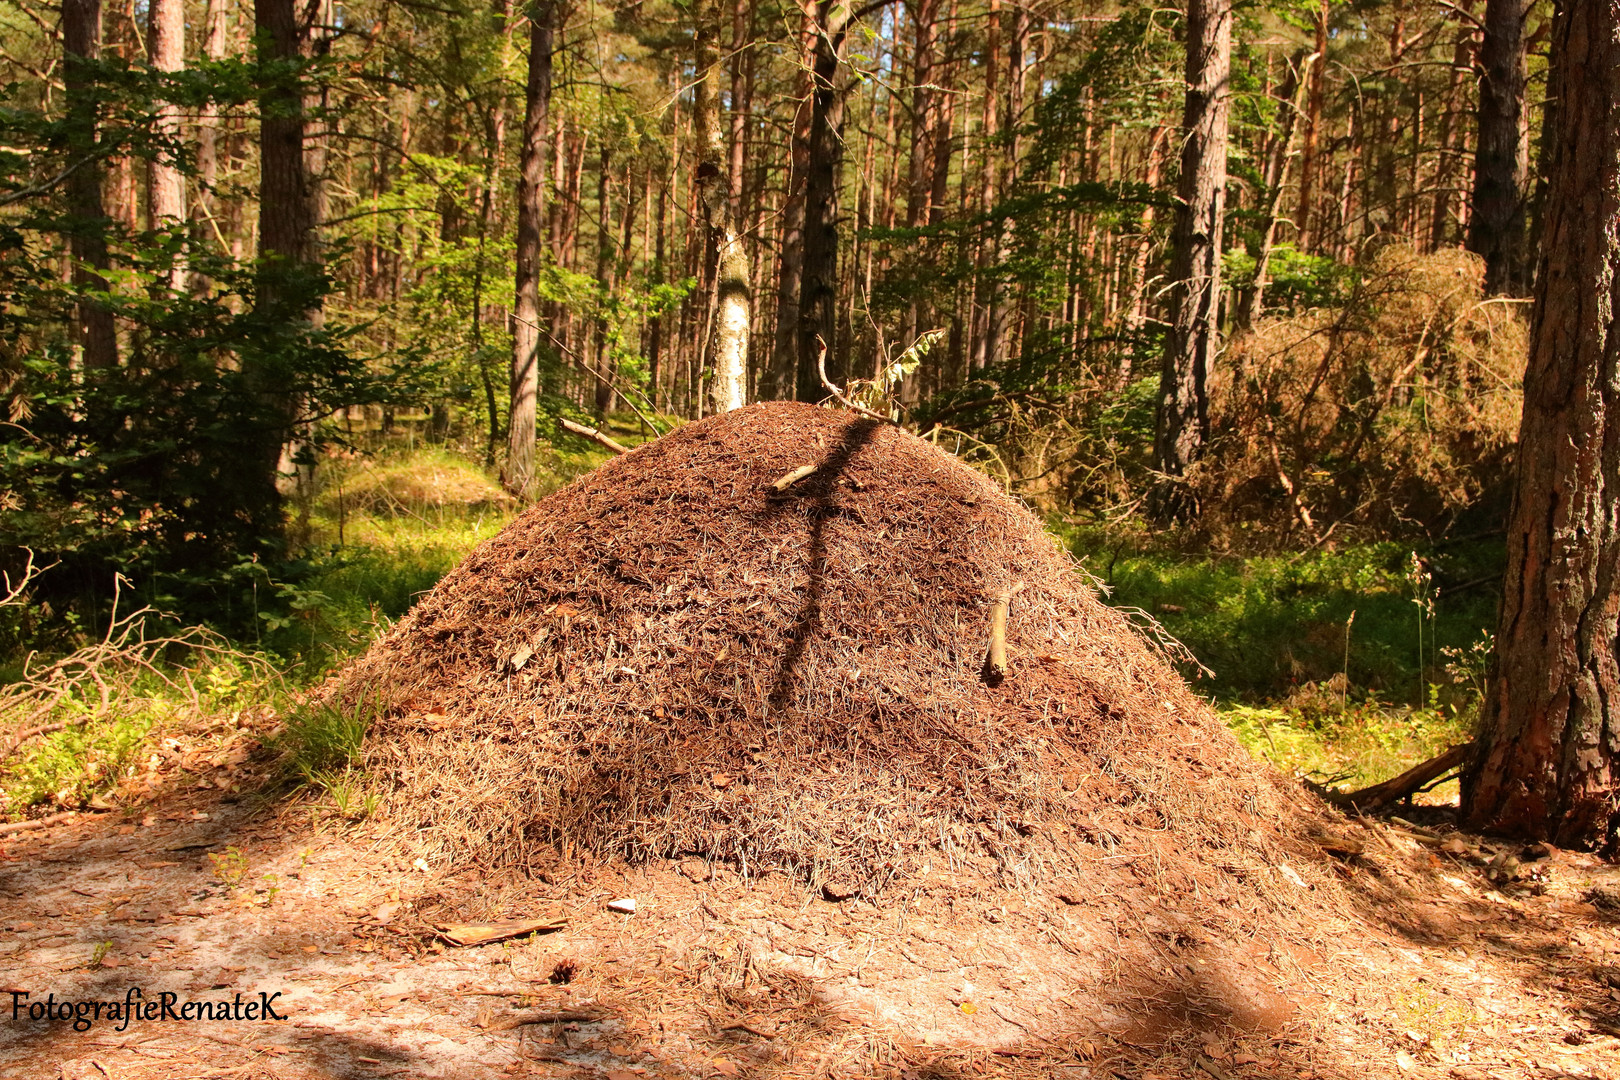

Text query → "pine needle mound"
[340,403,1316,895]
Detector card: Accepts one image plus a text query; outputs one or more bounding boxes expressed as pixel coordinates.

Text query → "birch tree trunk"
[696,0,749,413]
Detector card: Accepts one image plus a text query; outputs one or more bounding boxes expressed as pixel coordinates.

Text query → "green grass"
[1062,527,1502,707]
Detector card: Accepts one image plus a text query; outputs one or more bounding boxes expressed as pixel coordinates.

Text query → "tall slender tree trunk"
[795,0,852,401]
[1294,0,1327,253]
[1429,24,1473,251]
[1235,50,1304,330]
[505,0,553,497]
[696,0,749,413]
[981,5,1027,373]
[764,5,816,401]
[146,0,187,289]
[1468,0,1530,296]
[1461,1,1620,853]
[253,0,319,532]
[194,0,231,291]
[61,0,118,372]
[1151,0,1231,523]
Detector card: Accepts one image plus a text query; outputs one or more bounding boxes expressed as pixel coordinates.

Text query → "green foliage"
[208,845,251,890]
[1065,528,1503,706]
[277,696,378,783]
[0,708,155,813]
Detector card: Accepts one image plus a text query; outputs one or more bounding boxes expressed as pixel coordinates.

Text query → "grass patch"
[1062,527,1502,706]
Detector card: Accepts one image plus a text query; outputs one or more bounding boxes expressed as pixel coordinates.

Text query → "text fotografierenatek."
[9,988,287,1032]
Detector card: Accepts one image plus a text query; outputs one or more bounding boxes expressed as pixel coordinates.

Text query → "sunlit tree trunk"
[696,0,749,413]
[1151,0,1230,523]
[61,0,119,372]
[1468,0,1530,296]
[506,0,554,498]
[1294,0,1327,253]
[794,0,853,401]
[1462,1,1620,853]
[146,0,187,289]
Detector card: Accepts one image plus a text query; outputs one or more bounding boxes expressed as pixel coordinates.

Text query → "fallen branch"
[486,1009,603,1031]
[769,464,819,492]
[1326,743,1471,812]
[816,336,893,424]
[983,582,1026,683]
[559,418,629,455]
[0,809,108,837]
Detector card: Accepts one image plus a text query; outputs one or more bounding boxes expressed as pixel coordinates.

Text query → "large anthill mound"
[339,403,1325,900]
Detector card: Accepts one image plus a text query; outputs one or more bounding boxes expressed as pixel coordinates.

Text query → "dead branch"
[1326,743,1471,812]
[2,547,56,608]
[0,809,106,837]
[983,582,1026,682]
[769,464,819,492]
[559,417,629,455]
[816,336,893,424]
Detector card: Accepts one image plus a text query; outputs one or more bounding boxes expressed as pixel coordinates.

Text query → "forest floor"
[3,438,1610,1079]
[2,675,1619,1080]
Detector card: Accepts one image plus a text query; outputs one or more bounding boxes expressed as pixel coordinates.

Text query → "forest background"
[0,0,1550,819]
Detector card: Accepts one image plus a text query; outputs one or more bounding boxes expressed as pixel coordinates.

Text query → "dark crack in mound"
[337,403,1322,895]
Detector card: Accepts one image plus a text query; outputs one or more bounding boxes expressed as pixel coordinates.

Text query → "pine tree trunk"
[61,0,119,372]
[1151,0,1230,522]
[763,6,815,401]
[146,0,186,289]
[1461,2,1620,853]
[1294,0,1327,253]
[795,0,851,402]
[1468,0,1530,296]
[505,1,553,497]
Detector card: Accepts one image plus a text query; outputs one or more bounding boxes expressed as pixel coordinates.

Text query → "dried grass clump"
[335,403,1312,893]
[1206,246,1524,540]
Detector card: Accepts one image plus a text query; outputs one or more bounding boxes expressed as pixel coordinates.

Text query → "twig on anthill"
[816,336,894,424]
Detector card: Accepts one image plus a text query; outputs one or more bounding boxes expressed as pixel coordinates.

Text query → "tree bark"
[1461,1,1620,853]
[794,0,853,402]
[1468,0,1530,296]
[1151,0,1230,522]
[1235,50,1304,331]
[147,0,186,289]
[1294,0,1327,254]
[763,3,816,401]
[505,0,554,498]
[61,0,119,372]
[696,0,749,413]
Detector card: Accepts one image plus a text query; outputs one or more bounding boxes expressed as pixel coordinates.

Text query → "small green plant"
[279,695,380,783]
[261,873,281,905]
[208,845,250,890]
[88,941,112,967]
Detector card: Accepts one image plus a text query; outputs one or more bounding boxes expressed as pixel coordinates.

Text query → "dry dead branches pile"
[337,403,1330,904]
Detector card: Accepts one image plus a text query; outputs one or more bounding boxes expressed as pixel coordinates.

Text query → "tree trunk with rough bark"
[696,0,749,413]
[764,4,815,401]
[505,0,554,498]
[794,0,851,402]
[147,0,186,289]
[61,0,119,372]
[1151,0,1230,522]
[1461,2,1620,853]
[1468,0,1530,296]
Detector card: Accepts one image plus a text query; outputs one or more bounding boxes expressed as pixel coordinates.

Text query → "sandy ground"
[4,721,1620,1080]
